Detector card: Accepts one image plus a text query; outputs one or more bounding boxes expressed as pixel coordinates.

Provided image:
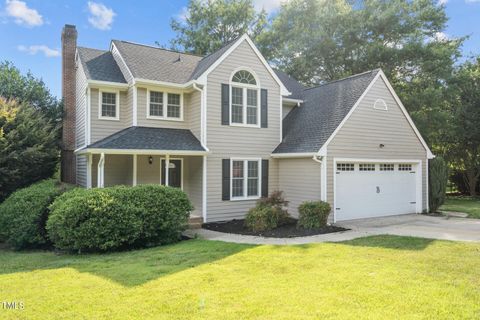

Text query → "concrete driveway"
[335,214,480,242]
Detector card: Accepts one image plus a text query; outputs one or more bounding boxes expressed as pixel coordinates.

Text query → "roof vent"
[174,54,182,63]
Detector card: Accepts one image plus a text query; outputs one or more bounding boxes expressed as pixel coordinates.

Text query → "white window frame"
[146,89,184,121]
[359,163,376,171]
[229,67,261,128]
[230,157,262,201]
[98,89,120,121]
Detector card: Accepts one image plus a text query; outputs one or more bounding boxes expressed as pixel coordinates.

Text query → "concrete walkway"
[184,214,480,245]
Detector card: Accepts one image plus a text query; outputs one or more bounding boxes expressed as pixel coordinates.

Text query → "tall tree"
[258,0,463,143]
[169,0,267,55]
[443,57,480,196]
[0,98,59,201]
[0,61,62,123]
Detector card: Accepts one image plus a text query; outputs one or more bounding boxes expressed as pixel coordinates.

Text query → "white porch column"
[202,155,207,222]
[97,152,105,188]
[86,154,92,189]
[132,154,137,186]
[165,154,170,186]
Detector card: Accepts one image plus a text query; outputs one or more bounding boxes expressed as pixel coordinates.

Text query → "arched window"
[230,69,259,126]
[373,99,388,111]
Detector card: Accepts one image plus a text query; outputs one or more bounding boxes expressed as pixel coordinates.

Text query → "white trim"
[132,154,137,186]
[426,159,429,213]
[86,87,91,145]
[159,157,184,190]
[86,154,92,189]
[373,98,388,111]
[196,34,290,96]
[132,86,138,126]
[97,153,105,188]
[279,94,283,142]
[135,78,196,89]
[332,157,423,223]
[98,89,120,121]
[110,42,135,82]
[202,155,207,222]
[282,97,303,105]
[87,80,129,89]
[229,68,261,128]
[229,157,262,201]
[76,148,209,156]
[271,152,316,158]
[321,157,327,201]
[146,89,184,122]
[318,70,434,159]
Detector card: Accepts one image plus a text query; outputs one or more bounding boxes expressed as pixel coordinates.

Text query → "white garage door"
[335,162,418,221]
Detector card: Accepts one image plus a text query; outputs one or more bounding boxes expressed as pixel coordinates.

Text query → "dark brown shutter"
[261,89,268,128]
[222,159,230,200]
[221,84,229,125]
[261,159,269,198]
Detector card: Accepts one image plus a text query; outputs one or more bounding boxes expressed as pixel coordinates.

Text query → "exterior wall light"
[148,156,153,164]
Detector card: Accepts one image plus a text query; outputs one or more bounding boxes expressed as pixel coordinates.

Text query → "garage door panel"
[335,162,417,221]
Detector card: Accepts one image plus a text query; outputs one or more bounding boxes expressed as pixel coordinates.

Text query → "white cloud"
[17,45,60,57]
[438,0,448,5]
[5,0,43,27]
[176,6,189,22]
[434,31,448,41]
[87,1,115,30]
[253,0,289,13]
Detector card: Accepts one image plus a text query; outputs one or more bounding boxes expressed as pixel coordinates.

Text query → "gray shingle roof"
[87,127,206,151]
[274,69,305,99]
[77,47,126,83]
[273,69,380,154]
[112,40,203,84]
[189,38,239,80]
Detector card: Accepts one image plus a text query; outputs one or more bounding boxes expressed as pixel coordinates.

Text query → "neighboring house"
[60,24,434,223]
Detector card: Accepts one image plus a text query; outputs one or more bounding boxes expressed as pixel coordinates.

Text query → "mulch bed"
[202,218,349,238]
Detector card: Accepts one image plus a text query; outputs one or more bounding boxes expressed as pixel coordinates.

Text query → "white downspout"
[312,154,327,202]
[98,153,105,188]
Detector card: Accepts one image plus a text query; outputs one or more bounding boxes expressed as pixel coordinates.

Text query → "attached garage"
[334,160,422,221]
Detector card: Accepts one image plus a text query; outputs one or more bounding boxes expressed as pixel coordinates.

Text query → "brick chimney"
[61,24,77,184]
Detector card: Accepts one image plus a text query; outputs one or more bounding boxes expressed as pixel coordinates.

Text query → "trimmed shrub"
[0,179,72,249]
[46,185,193,252]
[297,201,331,229]
[429,157,449,213]
[245,191,290,232]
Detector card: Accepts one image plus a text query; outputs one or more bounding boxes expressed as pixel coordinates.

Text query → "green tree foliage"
[0,98,59,201]
[0,61,62,123]
[258,0,463,144]
[429,157,448,213]
[443,57,480,196]
[169,0,267,55]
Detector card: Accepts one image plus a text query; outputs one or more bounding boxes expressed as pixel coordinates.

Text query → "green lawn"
[441,196,480,218]
[1,236,479,319]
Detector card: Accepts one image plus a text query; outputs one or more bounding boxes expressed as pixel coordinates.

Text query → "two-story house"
[61,25,433,223]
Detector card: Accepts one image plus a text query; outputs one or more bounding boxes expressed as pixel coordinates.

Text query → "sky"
[0,0,479,99]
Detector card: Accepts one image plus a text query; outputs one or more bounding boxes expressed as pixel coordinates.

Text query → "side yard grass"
[441,196,480,218]
[1,235,480,319]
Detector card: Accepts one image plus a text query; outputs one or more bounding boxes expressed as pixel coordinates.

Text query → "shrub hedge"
[0,179,72,249]
[297,201,331,229]
[244,191,290,232]
[46,185,193,252]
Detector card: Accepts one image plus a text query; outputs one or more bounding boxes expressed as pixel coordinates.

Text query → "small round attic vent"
[373,99,388,111]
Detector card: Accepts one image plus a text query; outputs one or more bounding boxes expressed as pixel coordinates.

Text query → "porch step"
[188,216,203,229]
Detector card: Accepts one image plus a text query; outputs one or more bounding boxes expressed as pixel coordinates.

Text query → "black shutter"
[221,84,229,125]
[222,159,230,200]
[261,159,269,198]
[261,89,268,128]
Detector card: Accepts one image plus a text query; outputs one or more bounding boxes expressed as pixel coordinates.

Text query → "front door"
[161,159,182,188]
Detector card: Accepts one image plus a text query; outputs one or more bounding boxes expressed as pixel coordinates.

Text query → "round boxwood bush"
[46,185,193,252]
[297,201,331,229]
[0,179,72,249]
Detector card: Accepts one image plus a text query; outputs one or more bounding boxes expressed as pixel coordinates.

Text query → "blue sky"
[0,0,479,98]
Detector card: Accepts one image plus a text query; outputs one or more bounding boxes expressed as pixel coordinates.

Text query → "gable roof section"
[273,70,380,154]
[86,126,206,151]
[111,40,203,84]
[274,69,306,99]
[77,47,126,83]
[189,38,238,81]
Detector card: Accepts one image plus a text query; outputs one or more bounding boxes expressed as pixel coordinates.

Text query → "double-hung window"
[231,159,261,199]
[230,70,259,126]
[99,90,119,120]
[148,90,183,120]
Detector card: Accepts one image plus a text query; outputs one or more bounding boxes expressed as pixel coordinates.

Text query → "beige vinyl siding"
[90,89,130,143]
[137,155,160,184]
[278,158,321,217]
[125,87,134,127]
[187,91,202,141]
[111,45,133,84]
[326,77,428,214]
[75,62,87,148]
[91,154,133,187]
[205,40,282,222]
[183,156,203,217]
[282,104,295,119]
[76,155,87,187]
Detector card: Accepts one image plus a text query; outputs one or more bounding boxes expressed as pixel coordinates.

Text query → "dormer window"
[230,69,260,127]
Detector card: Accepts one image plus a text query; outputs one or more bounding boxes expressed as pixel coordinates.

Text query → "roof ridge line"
[112,40,204,58]
[303,69,380,91]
